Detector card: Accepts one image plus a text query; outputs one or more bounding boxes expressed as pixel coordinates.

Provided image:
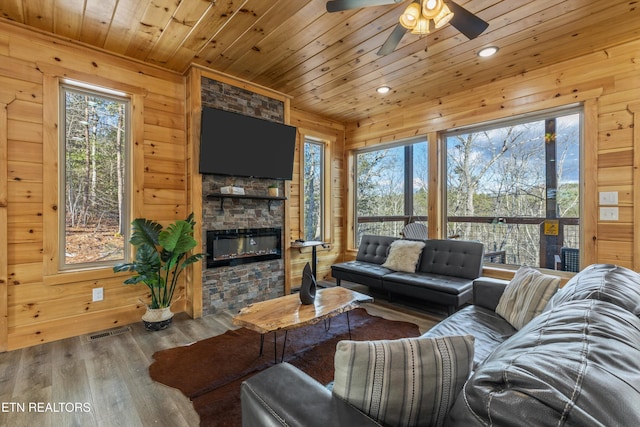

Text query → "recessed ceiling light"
[478,46,499,58]
[376,86,391,94]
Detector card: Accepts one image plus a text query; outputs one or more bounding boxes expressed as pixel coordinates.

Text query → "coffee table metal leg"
[281,330,288,363]
[323,313,351,339]
[273,332,277,363]
[271,331,289,364]
[259,334,265,356]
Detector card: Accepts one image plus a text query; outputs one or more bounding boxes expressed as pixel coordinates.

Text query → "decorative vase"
[299,262,317,305]
[142,306,174,331]
[268,187,279,197]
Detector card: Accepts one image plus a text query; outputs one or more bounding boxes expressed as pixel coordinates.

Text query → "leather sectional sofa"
[240,264,640,426]
[331,234,485,315]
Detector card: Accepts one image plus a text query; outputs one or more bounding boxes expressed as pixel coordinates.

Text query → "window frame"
[298,130,333,244]
[353,137,428,247]
[42,74,143,284]
[301,136,326,242]
[58,82,132,271]
[442,104,584,268]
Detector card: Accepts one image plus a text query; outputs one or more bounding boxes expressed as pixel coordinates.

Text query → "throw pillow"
[333,335,474,427]
[495,266,561,330]
[381,239,426,273]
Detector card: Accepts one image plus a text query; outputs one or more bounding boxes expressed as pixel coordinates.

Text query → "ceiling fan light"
[433,4,454,28]
[422,0,443,19]
[399,2,421,30]
[410,16,430,35]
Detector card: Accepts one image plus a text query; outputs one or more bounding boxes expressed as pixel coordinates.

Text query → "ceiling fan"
[326,0,489,55]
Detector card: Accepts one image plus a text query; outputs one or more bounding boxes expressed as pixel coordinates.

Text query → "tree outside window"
[303,138,324,241]
[445,109,581,268]
[61,85,130,268]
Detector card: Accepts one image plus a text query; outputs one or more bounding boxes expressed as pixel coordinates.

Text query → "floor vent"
[87,326,132,341]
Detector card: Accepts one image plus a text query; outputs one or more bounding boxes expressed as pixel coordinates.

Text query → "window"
[354,139,428,245]
[445,107,581,268]
[59,83,130,269]
[302,138,325,241]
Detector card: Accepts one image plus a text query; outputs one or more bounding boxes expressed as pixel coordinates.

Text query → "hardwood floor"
[0,285,442,427]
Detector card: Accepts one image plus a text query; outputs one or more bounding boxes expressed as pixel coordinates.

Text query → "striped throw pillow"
[333,335,474,427]
[495,266,560,330]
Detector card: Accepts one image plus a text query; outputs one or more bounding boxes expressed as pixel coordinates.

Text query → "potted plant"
[268,183,279,197]
[113,213,205,331]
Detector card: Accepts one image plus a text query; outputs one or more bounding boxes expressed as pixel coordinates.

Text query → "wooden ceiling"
[1,0,639,123]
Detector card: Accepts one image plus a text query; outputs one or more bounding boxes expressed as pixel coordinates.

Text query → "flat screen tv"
[199,107,297,180]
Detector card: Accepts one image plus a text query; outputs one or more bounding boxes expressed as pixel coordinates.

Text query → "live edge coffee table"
[232,287,373,363]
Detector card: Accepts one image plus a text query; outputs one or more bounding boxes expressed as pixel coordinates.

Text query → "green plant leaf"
[181,253,206,269]
[113,263,136,273]
[129,218,162,249]
[159,220,197,253]
[113,245,161,286]
[134,245,161,274]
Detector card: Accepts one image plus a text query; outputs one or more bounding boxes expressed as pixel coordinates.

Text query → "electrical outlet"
[92,287,104,302]
[599,191,618,205]
[599,207,619,221]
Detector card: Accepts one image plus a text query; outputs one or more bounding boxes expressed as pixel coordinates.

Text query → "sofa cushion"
[332,261,395,280]
[416,239,484,280]
[355,234,398,265]
[331,260,394,290]
[495,266,560,330]
[383,272,474,296]
[422,305,516,369]
[471,277,509,311]
[333,335,474,427]
[241,363,380,427]
[544,263,640,316]
[381,239,426,273]
[448,299,640,427]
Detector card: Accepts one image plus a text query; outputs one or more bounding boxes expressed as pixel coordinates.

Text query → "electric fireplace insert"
[206,227,282,268]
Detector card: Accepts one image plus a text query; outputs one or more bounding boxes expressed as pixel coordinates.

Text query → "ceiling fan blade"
[445,0,489,39]
[326,0,404,13]
[377,24,407,56]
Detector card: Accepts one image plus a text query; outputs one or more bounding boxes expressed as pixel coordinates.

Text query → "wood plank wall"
[0,22,187,351]
[345,38,640,273]
[0,20,638,350]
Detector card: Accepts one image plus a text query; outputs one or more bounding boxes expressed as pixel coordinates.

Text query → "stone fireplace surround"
[200,77,287,316]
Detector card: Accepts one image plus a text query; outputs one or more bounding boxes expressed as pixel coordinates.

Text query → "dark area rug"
[148,308,421,426]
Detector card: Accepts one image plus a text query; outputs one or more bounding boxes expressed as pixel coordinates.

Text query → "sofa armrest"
[472,277,509,311]
[241,363,380,427]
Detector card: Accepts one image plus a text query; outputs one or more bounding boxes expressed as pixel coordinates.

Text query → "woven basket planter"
[142,307,174,331]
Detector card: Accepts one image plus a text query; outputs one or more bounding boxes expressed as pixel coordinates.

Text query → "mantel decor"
[206,192,287,212]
